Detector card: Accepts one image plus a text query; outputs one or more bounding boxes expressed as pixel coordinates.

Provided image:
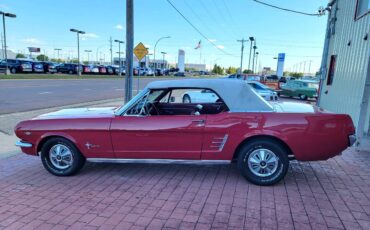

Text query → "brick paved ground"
[0,148,369,230]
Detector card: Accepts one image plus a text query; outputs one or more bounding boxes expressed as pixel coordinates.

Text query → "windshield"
[114,89,149,115]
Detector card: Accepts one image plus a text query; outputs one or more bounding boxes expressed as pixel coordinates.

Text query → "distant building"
[318,0,370,150]
[113,57,168,69]
[0,49,16,59]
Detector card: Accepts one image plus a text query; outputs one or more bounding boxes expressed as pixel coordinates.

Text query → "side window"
[356,0,370,19]
[167,89,220,104]
[327,55,336,85]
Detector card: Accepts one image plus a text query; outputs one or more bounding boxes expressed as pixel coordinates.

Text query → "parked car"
[247,81,279,101]
[279,80,318,100]
[155,68,169,76]
[182,89,219,103]
[227,74,261,81]
[97,66,107,74]
[174,72,185,77]
[32,62,44,73]
[40,62,57,73]
[56,63,89,74]
[105,66,115,75]
[2,59,33,74]
[14,79,356,185]
[56,63,78,74]
[88,65,99,74]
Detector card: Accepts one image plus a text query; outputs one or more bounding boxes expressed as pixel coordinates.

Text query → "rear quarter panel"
[202,111,353,161]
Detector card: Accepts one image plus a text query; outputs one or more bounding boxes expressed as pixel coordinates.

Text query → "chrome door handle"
[192,119,205,126]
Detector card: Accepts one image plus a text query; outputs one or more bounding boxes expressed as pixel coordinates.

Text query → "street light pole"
[114,40,124,76]
[70,28,85,76]
[0,11,16,75]
[84,50,92,64]
[161,52,167,69]
[252,43,257,73]
[248,37,255,72]
[255,52,259,74]
[153,36,170,77]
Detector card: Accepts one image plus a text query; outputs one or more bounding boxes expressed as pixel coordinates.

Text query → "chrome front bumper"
[15,140,33,148]
[348,134,357,147]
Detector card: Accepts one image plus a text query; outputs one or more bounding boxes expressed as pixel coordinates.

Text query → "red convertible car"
[15,79,356,185]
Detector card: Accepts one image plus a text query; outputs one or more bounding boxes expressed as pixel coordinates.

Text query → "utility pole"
[0,33,3,60]
[308,60,312,74]
[248,37,255,71]
[1,11,17,75]
[125,0,134,102]
[252,42,257,73]
[237,38,247,74]
[54,48,62,63]
[109,36,113,65]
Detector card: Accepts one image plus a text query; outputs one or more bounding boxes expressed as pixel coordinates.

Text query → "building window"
[327,55,336,85]
[356,0,370,19]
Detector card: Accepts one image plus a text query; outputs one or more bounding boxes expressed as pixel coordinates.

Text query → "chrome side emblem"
[85,142,99,149]
[25,131,32,135]
[210,134,229,152]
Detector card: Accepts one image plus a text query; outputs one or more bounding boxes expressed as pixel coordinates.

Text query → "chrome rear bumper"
[348,134,357,147]
[15,141,33,148]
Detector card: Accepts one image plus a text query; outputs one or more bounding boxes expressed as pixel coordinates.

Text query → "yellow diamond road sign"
[133,42,148,61]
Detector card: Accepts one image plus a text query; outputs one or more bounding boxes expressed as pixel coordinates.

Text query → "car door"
[110,115,205,159]
[110,89,206,160]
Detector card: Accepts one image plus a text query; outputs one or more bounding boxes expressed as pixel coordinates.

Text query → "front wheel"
[237,139,289,186]
[299,94,308,100]
[41,137,85,176]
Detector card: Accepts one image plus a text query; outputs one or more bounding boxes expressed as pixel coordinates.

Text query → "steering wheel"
[143,102,159,115]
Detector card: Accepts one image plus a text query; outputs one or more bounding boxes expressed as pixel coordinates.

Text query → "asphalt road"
[0,78,168,114]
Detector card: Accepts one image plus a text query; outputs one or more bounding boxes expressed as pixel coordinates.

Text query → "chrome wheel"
[247,148,278,177]
[49,144,73,170]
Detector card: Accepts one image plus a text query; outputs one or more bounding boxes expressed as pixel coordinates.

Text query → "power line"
[166,0,236,57]
[252,0,325,16]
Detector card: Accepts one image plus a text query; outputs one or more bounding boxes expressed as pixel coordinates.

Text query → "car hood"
[33,107,117,120]
[272,102,323,113]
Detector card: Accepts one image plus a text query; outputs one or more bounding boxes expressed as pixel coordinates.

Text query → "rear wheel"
[237,139,289,186]
[182,95,191,103]
[41,137,85,176]
[68,70,73,74]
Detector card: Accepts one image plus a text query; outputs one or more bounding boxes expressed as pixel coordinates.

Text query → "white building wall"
[319,0,370,134]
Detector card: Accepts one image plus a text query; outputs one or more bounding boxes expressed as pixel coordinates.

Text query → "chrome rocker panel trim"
[15,141,33,148]
[87,158,231,165]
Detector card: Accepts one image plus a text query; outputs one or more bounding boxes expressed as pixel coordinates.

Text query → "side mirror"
[170,96,175,103]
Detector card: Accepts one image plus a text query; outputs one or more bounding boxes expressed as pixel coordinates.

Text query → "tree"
[212,64,223,75]
[243,69,253,74]
[226,66,237,74]
[36,54,49,61]
[16,53,26,58]
[284,71,304,78]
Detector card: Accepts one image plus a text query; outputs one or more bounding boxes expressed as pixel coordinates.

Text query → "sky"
[0,0,328,73]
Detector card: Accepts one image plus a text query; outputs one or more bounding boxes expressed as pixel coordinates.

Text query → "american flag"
[194,40,201,49]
